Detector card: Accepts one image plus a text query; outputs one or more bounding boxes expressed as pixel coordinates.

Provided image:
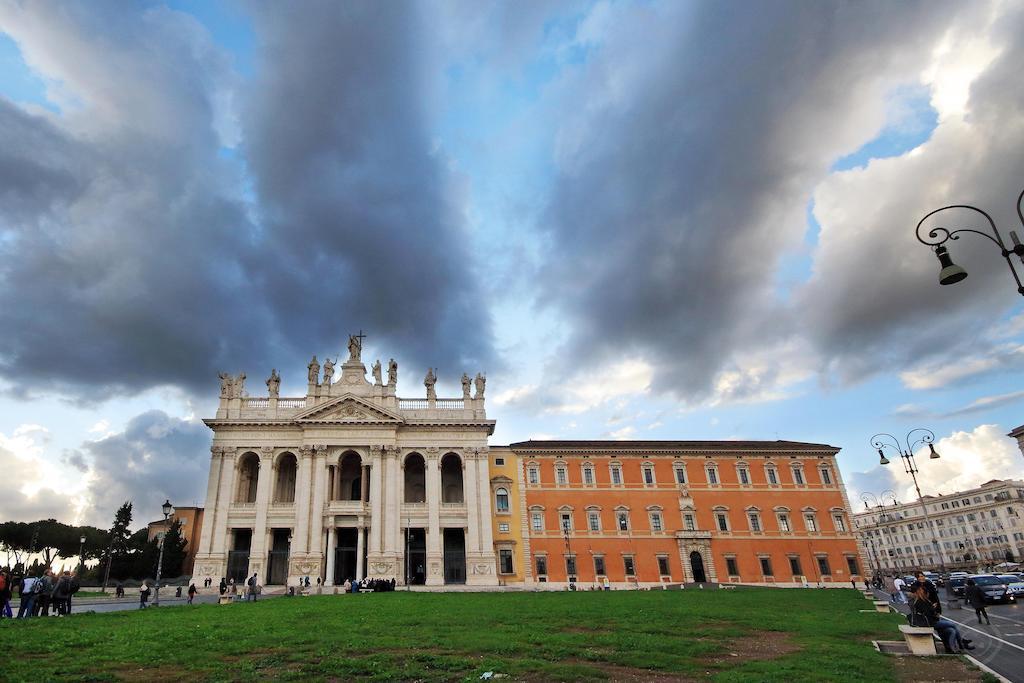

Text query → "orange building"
[146,506,205,575]
[508,440,863,588]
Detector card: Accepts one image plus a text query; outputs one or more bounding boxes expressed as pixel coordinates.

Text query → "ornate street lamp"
[154,499,174,607]
[872,429,947,573]
[916,187,1024,295]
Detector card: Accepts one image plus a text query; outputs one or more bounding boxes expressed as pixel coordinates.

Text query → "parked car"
[1006,581,1024,598]
[997,574,1020,586]
[970,574,1016,604]
[946,576,968,597]
[923,571,943,587]
[901,576,917,590]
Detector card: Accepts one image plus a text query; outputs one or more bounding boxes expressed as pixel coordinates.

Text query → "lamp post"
[154,499,174,607]
[871,429,947,573]
[916,187,1024,295]
[861,490,899,573]
[77,534,86,574]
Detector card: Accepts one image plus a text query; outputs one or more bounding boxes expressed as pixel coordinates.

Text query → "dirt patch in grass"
[111,664,192,682]
[561,625,612,635]
[701,631,801,667]
[891,655,988,682]
[580,662,703,682]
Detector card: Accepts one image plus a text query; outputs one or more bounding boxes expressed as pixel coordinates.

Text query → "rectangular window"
[556,467,567,485]
[767,468,778,485]
[588,511,600,532]
[560,513,572,532]
[684,513,696,531]
[833,514,847,532]
[494,458,505,466]
[643,467,654,485]
[611,466,622,486]
[594,556,606,576]
[657,556,670,576]
[726,557,739,576]
[804,514,818,532]
[789,556,802,576]
[650,512,663,532]
[820,468,832,485]
[748,513,761,532]
[617,511,630,531]
[528,467,539,485]
[846,556,859,576]
[536,555,547,576]
[738,468,750,485]
[531,512,543,532]
[716,513,729,532]
[759,557,773,576]
[499,549,514,574]
[623,556,636,576]
[778,514,791,532]
[675,466,687,484]
[565,555,577,577]
[793,468,805,485]
[498,522,510,533]
[816,556,831,576]
[706,467,719,485]
[583,467,594,485]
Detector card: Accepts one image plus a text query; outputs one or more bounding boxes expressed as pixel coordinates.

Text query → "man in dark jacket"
[52,571,73,616]
[964,578,991,625]
[33,570,53,616]
[911,582,972,652]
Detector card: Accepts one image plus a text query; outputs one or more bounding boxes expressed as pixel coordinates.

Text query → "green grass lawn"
[0,588,905,682]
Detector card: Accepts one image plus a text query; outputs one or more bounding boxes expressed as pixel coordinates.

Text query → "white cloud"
[88,419,110,434]
[900,344,1024,390]
[604,426,636,440]
[544,359,652,415]
[492,384,538,406]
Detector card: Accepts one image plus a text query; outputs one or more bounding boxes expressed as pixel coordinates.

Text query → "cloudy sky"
[2,0,1024,528]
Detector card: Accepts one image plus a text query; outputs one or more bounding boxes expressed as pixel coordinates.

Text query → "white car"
[1006,581,1024,597]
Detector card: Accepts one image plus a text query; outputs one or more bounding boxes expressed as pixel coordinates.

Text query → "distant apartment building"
[853,479,1024,574]
[146,506,205,575]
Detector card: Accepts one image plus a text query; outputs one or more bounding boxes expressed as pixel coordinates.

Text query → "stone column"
[476,448,494,555]
[198,446,223,555]
[248,447,274,578]
[464,453,481,553]
[356,526,365,582]
[384,446,400,560]
[293,446,313,556]
[324,526,336,585]
[368,446,384,557]
[425,447,442,586]
[308,445,328,578]
[211,450,238,555]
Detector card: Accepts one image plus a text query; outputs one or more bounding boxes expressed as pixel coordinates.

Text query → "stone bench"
[898,625,937,655]
[873,600,891,613]
[217,595,232,605]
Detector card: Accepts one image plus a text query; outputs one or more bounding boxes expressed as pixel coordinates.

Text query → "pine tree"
[103,501,134,586]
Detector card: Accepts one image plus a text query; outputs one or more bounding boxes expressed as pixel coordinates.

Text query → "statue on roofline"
[218,372,232,399]
[307,356,320,384]
[424,368,437,401]
[322,357,335,386]
[387,358,398,386]
[266,369,280,398]
[461,373,471,400]
[348,334,361,362]
[474,373,486,399]
[372,360,382,386]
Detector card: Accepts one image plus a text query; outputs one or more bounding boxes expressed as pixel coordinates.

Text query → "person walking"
[139,582,151,609]
[0,569,12,618]
[910,581,972,652]
[34,570,54,616]
[17,573,37,618]
[246,573,258,602]
[187,583,197,605]
[892,576,907,604]
[964,578,991,625]
[115,581,125,599]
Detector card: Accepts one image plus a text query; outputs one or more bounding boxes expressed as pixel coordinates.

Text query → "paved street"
[873,588,1024,683]
[59,591,285,614]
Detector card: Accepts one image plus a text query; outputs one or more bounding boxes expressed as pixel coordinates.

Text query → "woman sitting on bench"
[909,582,973,653]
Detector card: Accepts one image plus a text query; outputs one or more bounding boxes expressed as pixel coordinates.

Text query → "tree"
[101,501,134,587]
[160,519,188,579]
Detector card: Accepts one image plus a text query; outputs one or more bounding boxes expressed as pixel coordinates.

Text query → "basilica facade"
[192,339,498,587]
[192,341,864,589]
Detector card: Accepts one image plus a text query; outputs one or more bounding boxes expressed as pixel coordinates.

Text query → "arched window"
[441,453,464,503]
[495,487,510,512]
[404,452,426,503]
[274,452,297,503]
[338,451,362,501]
[236,452,259,503]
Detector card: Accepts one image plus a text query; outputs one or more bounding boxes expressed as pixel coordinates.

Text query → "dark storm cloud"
[80,410,210,525]
[0,0,493,403]
[537,0,972,401]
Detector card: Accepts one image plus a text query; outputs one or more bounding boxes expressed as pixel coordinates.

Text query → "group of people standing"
[0,567,80,619]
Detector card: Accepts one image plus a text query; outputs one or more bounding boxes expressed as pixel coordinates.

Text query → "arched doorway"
[689,551,707,583]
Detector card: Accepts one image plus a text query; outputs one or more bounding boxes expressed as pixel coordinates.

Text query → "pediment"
[292,394,403,424]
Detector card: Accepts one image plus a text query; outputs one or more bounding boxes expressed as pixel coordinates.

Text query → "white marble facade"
[192,343,497,587]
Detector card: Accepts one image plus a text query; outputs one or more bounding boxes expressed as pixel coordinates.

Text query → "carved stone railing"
[245,397,270,409]
[399,398,429,410]
[278,398,307,409]
[436,398,464,409]
[398,397,468,410]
